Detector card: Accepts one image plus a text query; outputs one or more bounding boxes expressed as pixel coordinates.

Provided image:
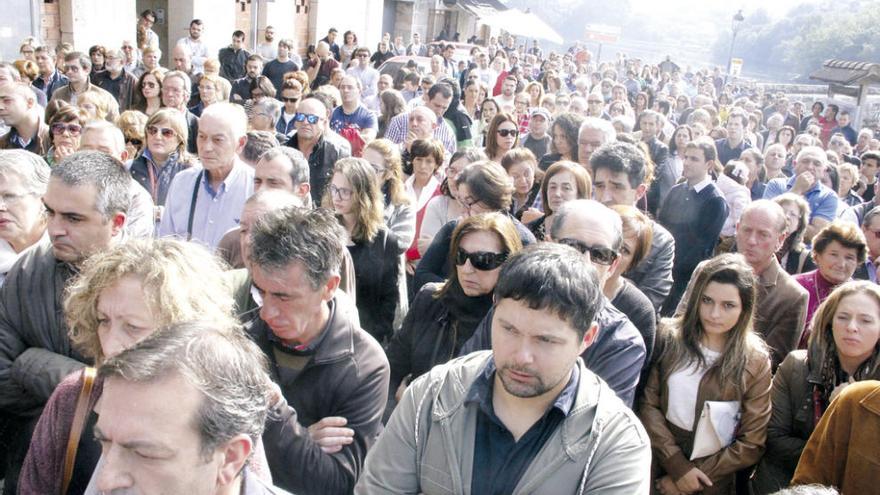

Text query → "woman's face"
[457,183,494,218]
[613,229,639,276]
[446,157,467,198]
[481,102,497,124]
[412,155,438,185]
[609,104,623,118]
[814,240,860,285]
[529,85,541,99]
[147,122,180,158]
[330,172,355,216]
[0,172,45,250]
[546,170,578,212]
[51,120,82,150]
[552,125,571,156]
[362,148,388,183]
[456,230,505,297]
[142,75,160,99]
[636,94,647,108]
[839,169,857,197]
[832,291,880,369]
[465,84,480,104]
[508,161,534,196]
[514,96,529,114]
[779,129,794,146]
[495,120,518,153]
[198,81,217,105]
[780,202,801,236]
[79,102,98,119]
[674,129,690,150]
[90,52,104,67]
[97,275,158,359]
[699,281,743,340]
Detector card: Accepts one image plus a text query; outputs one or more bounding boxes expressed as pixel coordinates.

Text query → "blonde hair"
[65,239,235,362]
[363,138,410,207]
[146,108,190,156]
[77,91,109,121]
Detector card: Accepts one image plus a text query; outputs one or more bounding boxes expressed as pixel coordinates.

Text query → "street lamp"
[725,10,745,84]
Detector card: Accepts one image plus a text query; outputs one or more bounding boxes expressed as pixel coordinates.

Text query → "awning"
[810,59,880,86]
[478,8,564,45]
[455,0,508,18]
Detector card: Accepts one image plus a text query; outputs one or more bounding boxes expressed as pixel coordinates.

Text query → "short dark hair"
[427,81,453,100]
[190,19,203,27]
[861,150,880,164]
[494,243,604,338]
[410,139,444,167]
[686,137,718,162]
[232,30,246,39]
[65,51,91,70]
[140,9,156,20]
[590,141,648,189]
[259,146,309,186]
[249,206,347,290]
[246,53,264,64]
[303,93,334,117]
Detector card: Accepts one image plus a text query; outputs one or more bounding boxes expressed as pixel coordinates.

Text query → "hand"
[308,416,355,454]
[656,475,684,495]
[520,208,543,224]
[791,171,815,194]
[267,381,284,408]
[404,129,418,150]
[675,467,712,494]
[395,375,411,402]
[405,260,417,275]
[54,143,77,162]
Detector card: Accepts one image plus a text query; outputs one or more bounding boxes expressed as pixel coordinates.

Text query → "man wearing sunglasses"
[285,95,351,203]
[50,52,119,122]
[359,244,651,494]
[345,47,379,99]
[0,82,49,155]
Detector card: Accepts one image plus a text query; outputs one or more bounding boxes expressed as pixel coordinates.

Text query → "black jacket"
[286,132,351,203]
[348,229,400,343]
[248,299,390,495]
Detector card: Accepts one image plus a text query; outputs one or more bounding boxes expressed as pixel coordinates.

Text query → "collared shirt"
[33,69,68,100]
[158,161,254,250]
[690,176,713,193]
[866,258,878,284]
[384,112,457,156]
[345,65,380,99]
[763,176,839,222]
[466,358,580,495]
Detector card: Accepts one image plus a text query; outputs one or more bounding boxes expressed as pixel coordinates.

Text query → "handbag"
[61,367,97,495]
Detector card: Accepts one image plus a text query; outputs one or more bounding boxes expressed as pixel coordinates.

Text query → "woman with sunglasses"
[323,157,400,344]
[133,68,165,117]
[484,112,519,163]
[413,160,537,291]
[386,212,522,407]
[639,253,772,495]
[116,110,148,161]
[129,109,196,214]
[44,104,88,166]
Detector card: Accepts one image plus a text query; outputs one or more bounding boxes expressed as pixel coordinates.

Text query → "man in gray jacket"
[0,150,130,492]
[358,243,650,494]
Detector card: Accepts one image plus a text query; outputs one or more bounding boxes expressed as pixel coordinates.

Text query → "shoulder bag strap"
[62,366,97,495]
[186,170,205,241]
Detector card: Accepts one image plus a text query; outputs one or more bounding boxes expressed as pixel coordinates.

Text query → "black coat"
[348,229,400,343]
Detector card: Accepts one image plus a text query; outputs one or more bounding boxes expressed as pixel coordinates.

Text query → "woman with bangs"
[483,112,519,163]
[18,239,239,495]
[129,108,197,213]
[753,281,880,493]
[324,157,400,344]
[639,253,771,495]
[116,110,148,160]
[501,147,542,221]
[526,160,591,241]
[76,91,110,122]
[45,104,89,166]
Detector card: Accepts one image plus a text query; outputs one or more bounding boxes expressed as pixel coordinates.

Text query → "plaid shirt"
[384,112,457,156]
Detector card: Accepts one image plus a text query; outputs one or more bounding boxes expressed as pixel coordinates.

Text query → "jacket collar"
[862,385,880,417]
[259,298,355,366]
[758,256,783,287]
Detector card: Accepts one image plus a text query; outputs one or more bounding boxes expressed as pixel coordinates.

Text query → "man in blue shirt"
[715,110,753,165]
[159,102,254,250]
[330,75,377,153]
[763,145,838,243]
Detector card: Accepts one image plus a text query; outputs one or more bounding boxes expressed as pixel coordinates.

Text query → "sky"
[627,0,819,19]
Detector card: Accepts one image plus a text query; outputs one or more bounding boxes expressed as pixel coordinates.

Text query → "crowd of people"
[1,8,879,495]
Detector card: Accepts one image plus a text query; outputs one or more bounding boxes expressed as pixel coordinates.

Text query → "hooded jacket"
[355,351,651,494]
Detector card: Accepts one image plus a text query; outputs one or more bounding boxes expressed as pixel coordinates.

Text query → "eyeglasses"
[557,238,618,265]
[329,184,353,200]
[295,113,321,125]
[147,126,176,139]
[455,248,508,271]
[126,138,143,146]
[496,129,519,138]
[368,162,386,175]
[281,96,300,103]
[51,123,82,136]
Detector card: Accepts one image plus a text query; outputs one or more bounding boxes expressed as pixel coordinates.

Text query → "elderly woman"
[0,150,50,285]
[526,160,592,241]
[190,73,225,117]
[774,193,812,275]
[795,220,868,348]
[248,97,287,144]
[18,239,236,494]
[45,104,89,166]
[751,281,880,493]
[501,147,542,221]
[129,109,196,208]
[115,110,149,160]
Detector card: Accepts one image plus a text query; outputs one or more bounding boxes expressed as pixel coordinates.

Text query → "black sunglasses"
[294,113,320,124]
[126,138,143,146]
[496,129,518,138]
[557,238,618,265]
[455,248,508,271]
[281,96,300,103]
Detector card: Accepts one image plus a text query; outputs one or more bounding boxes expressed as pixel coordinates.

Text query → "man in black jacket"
[246,206,389,495]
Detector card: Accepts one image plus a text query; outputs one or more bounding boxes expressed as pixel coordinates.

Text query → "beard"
[496,364,559,398]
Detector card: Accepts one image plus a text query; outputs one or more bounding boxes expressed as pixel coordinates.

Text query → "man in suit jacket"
[855,206,880,283]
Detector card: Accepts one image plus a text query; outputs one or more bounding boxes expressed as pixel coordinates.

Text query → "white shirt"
[691,176,713,193]
[257,42,277,61]
[176,37,210,74]
[405,175,440,212]
[666,345,721,431]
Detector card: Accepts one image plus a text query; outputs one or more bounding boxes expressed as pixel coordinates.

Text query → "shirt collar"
[464,357,580,417]
[691,176,712,193]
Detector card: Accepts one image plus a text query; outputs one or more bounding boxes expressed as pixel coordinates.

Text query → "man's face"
[861,158,879,180]
[639,116,657,140]
[80,129,126,162]
[104,54,123,74]
[409,108,436,138]
[863,216,880,258]
[252,261,336,346]
[43,178,120,264]
[838,114,850,127]
[197,114,244,171]
[161,77,188,110]
[0,87,31,127]
[238,203,269,269]
[254,156,295,193]
[35,51,54,73]
[327,31,337,43]
[95,374,234,494]
[682,147,710,183]
[443,47,454,60]
[736,208,785,269]
[63,62,87,85]
[231,35,245,50]
[490,297,591,399]
[586,96,604,117]
[293,99,326,141]
[264,28,275,42]
[794,150,826,180]
[172,48,191,72]
[501,79,516,97]
[338,78,360,105]
[726,116,744,142]
[551,210,617,284]
[377,75,392,93]
[246,60,263,79]
[142,51,159,70]
[577,128,607,166]
[277,43,290,60]
[528,114,547,136]
[121,42,135,61]
[430,56,442,74]
[593,169,642,207]
[427,93,452,119]
[189,23,203,40]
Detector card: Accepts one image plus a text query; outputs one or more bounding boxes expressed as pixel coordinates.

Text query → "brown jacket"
[676,257,808,370]
[792,380,880,494]
[49,81,120,122]
[0,121,50,156]
[638,331,772,494]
